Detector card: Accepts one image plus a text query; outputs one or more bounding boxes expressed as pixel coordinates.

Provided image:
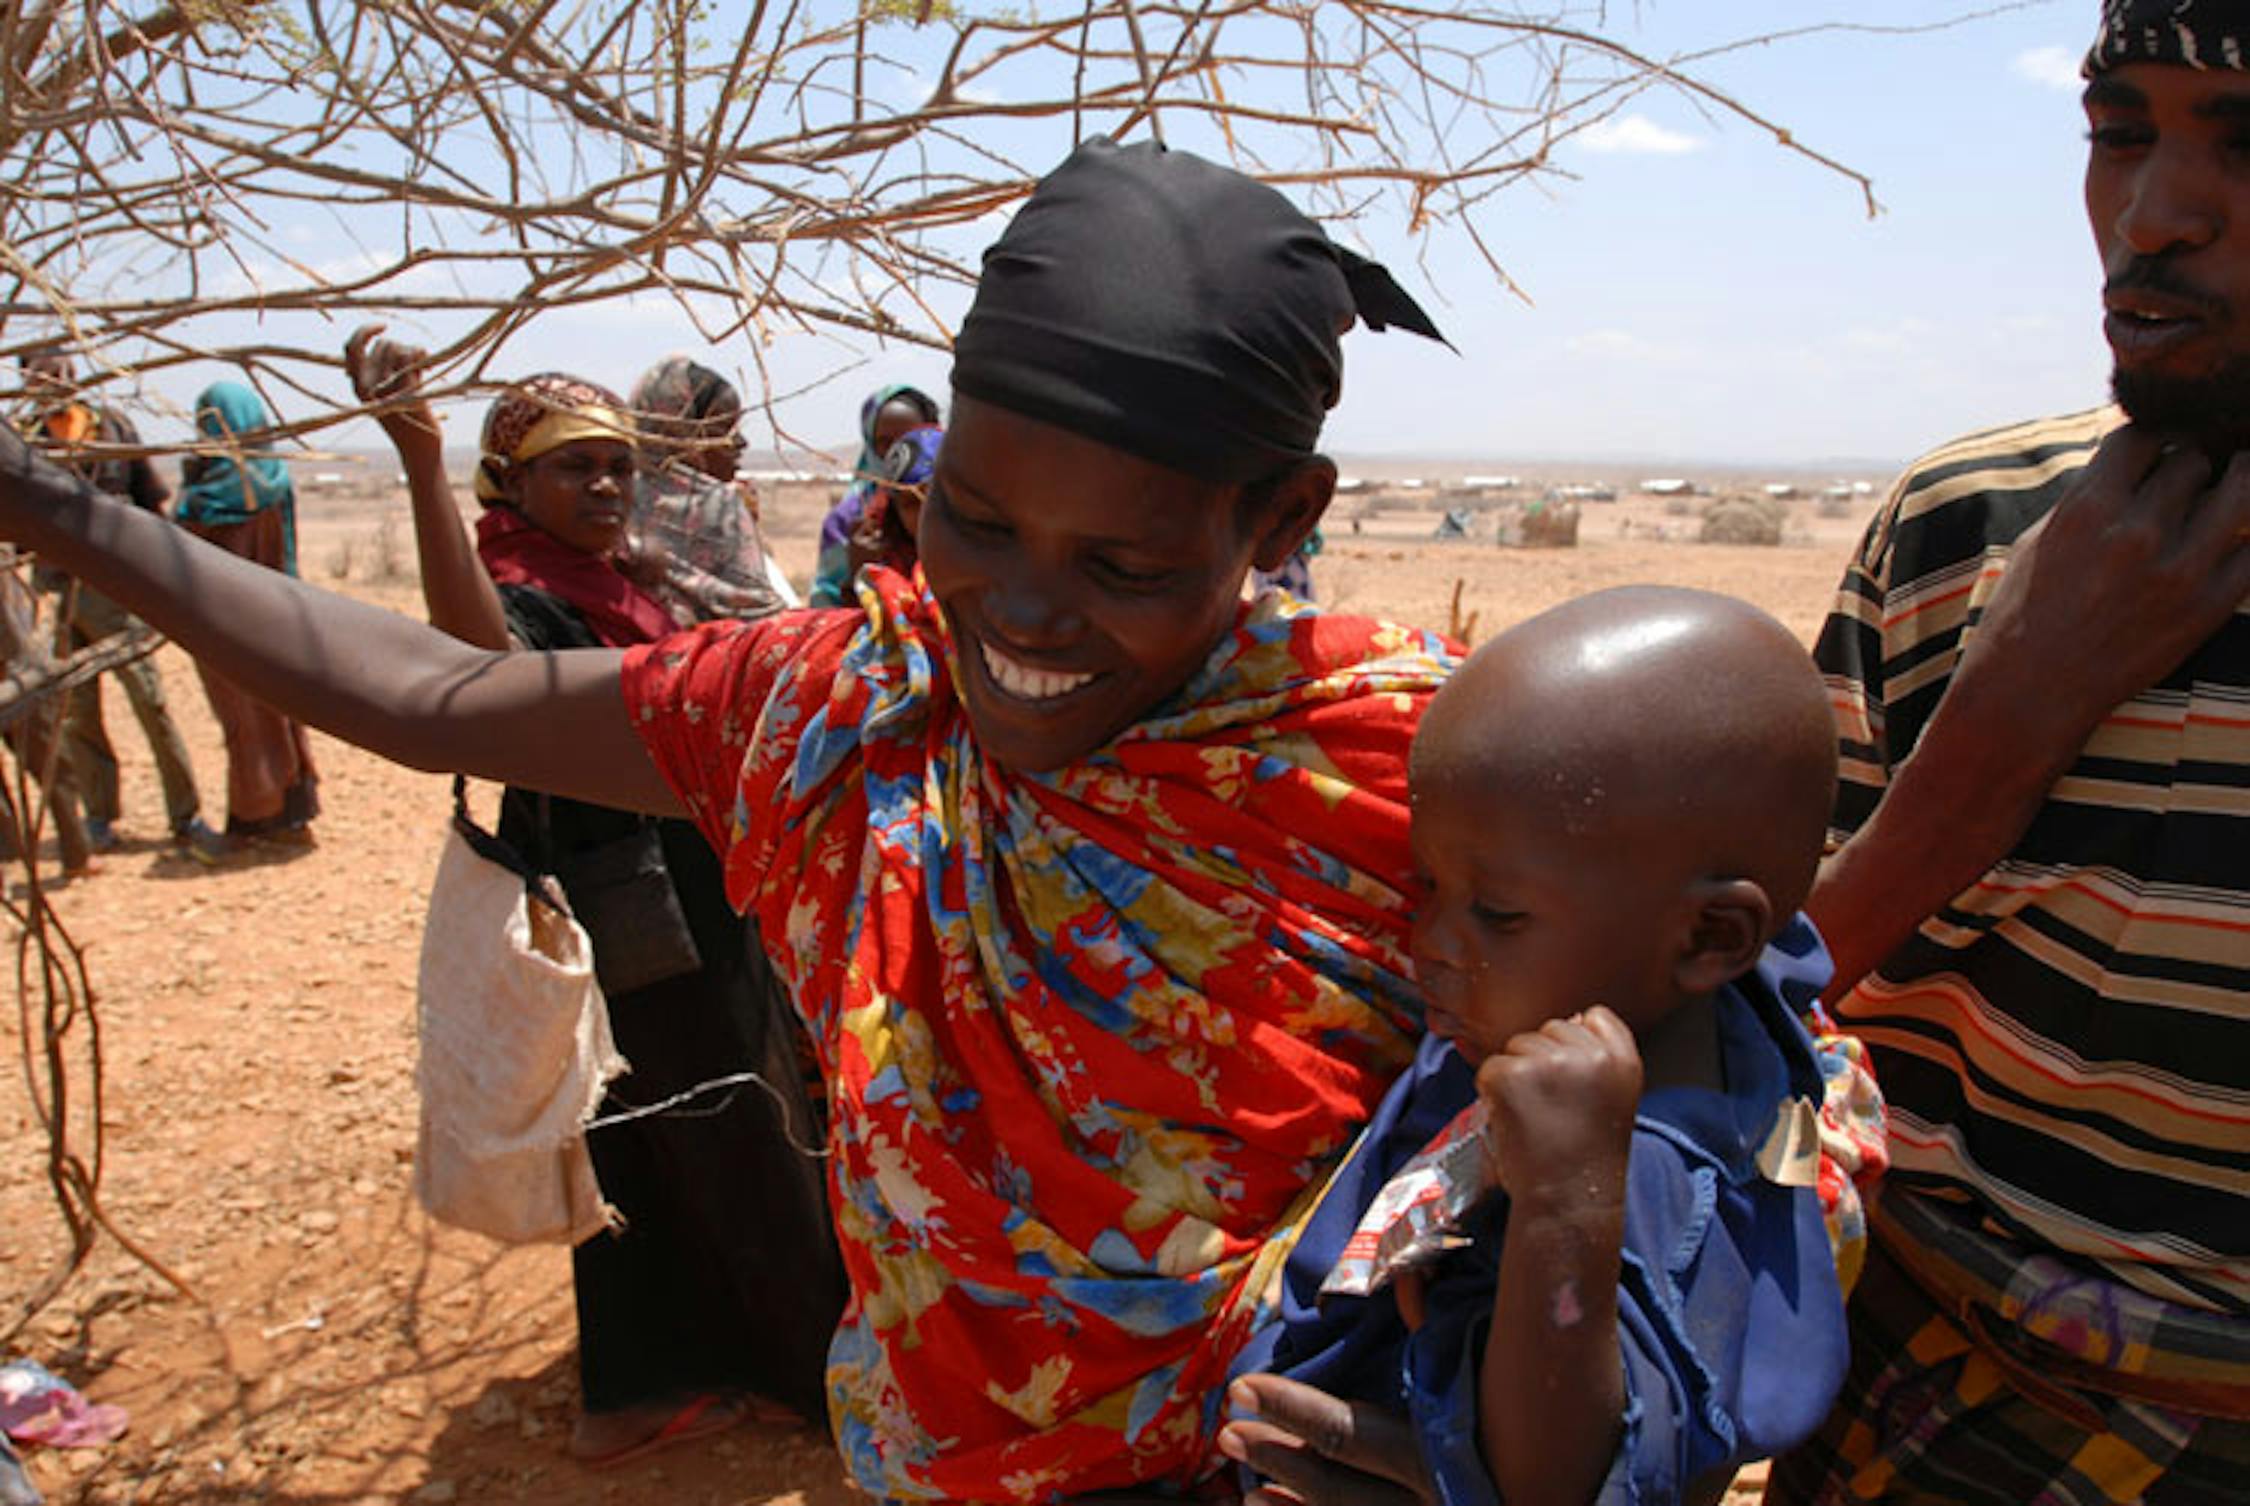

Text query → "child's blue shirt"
[1240,915,1850,1506]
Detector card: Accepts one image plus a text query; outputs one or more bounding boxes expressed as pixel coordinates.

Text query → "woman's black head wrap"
[951,136,1448,485]
[2087,0,2250,73]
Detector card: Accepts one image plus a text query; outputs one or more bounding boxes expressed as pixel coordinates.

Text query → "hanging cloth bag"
[412,777,625,1245]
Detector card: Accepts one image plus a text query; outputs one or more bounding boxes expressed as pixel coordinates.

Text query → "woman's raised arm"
[0,423,683,817]
[344,324,513,650]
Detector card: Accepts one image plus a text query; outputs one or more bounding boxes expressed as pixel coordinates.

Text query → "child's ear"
[1672,878,1772,997]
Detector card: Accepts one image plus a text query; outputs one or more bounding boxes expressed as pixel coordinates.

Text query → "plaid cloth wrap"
[1770,1190,2250,1506]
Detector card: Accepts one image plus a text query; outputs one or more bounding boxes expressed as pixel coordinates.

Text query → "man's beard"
[2112,356,2250,458]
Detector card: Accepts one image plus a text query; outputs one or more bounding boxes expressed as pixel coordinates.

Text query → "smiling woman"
[0,135,1453,1503]
[919,396,1334,772]
[614,137,1458,1502]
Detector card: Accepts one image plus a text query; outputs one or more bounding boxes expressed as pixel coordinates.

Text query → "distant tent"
[1432,507,1474,540]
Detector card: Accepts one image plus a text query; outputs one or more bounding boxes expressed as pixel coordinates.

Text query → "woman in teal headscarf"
[175,381,318,845]
[807,382,940,606]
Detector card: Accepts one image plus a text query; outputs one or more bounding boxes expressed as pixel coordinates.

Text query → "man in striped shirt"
[1771,5,2250,1501]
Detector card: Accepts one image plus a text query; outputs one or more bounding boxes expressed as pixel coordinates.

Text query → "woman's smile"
[976,638,1100,702]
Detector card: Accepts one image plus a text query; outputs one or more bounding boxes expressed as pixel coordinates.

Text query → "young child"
[1240,585,1851,1506]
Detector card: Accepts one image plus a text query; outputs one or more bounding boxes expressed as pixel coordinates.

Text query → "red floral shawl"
[623,566,1456,1501]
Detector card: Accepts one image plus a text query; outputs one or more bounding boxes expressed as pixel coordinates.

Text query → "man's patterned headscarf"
[2088,1,2250,73]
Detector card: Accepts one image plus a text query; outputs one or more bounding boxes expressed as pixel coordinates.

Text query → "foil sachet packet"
[1319,1096,1502,1300]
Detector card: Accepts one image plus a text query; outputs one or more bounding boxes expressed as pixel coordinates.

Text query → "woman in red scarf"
[343,331,845,1467]
[7,141,1451,1501]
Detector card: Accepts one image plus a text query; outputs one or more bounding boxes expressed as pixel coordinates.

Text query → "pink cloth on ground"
[0,1361,127,1448]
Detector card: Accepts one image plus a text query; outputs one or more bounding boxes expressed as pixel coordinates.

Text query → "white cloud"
[1565,329,1688,367]
[211,247,464,300]
[2012,45,2083,92]
[882,66,931,108]
[1570,329,1642,355]
[1838,318,1937,357]
[879,63,1005,109]
[1576,114,1703,156]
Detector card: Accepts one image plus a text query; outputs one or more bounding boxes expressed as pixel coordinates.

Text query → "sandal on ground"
[567,1392,746,1470]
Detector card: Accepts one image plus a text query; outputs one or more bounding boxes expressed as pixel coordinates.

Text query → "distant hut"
[1495,496,1580,549]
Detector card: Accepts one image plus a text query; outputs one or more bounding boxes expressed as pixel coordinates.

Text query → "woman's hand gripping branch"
[344,324,510,650]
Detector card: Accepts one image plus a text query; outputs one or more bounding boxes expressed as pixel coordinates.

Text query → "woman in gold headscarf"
[343,328,844,1467]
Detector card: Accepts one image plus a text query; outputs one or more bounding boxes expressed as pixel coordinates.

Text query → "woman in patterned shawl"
[3,139,1453,1502]
[626,355,794,623]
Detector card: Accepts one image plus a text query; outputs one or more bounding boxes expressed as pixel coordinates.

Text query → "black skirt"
[494,583,844,1425]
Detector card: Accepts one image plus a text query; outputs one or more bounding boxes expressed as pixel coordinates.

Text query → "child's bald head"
[1408,587,1836,1055]
[1416,585,1835,917]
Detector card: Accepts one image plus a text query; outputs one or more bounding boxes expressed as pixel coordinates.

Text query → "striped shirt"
[1818,405,2250,1318]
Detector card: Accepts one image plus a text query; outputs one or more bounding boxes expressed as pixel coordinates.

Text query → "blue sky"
[109,1,2111,468]
[1308,0,2110,465]
[602,1,2109,465]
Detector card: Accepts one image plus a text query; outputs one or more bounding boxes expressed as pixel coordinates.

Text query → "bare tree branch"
[0,1,1889,446]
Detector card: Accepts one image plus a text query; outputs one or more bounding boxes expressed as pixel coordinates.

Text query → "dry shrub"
[367,516,410,583]
[1699,494,1786,546]
[1447,578,1482,646]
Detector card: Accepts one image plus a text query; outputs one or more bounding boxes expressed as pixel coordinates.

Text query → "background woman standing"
[343,330,844,1466]
[175,381,319,849]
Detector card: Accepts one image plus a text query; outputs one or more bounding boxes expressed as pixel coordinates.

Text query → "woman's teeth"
[981,641,1095,701]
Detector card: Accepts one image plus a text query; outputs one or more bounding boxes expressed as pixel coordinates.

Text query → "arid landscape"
[0,468,1885,1504]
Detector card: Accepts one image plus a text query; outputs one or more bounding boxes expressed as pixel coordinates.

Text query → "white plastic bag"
[412,803,625,1245]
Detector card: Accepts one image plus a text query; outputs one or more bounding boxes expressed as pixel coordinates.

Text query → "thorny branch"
[0,1,1924,447]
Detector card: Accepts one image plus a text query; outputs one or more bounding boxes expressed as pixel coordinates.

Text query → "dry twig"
[0,555,190,1343]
